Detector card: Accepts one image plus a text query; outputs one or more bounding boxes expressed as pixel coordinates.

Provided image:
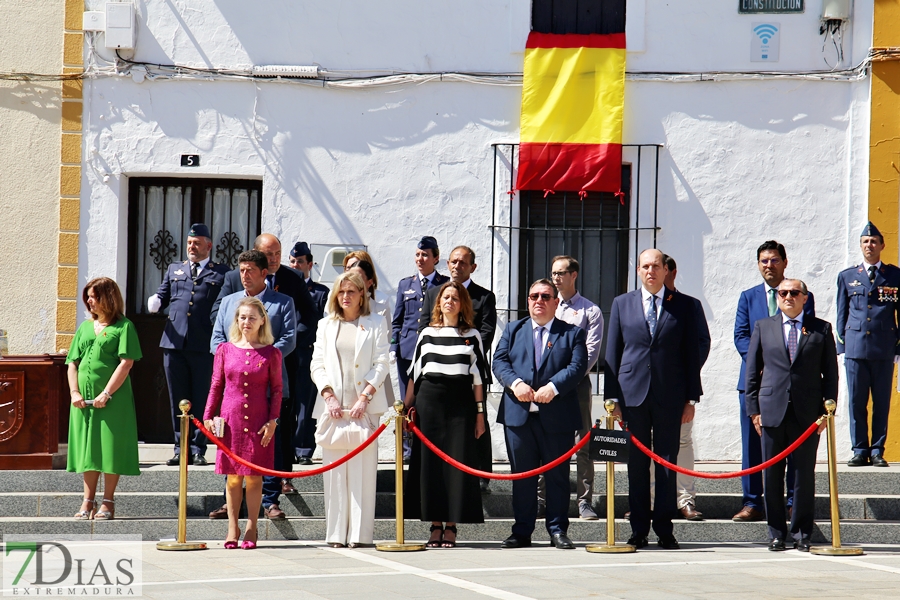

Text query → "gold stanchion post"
[810,399,863,556]
[157,400,208,551]
[376,401,426,552]
[586,400,635,553]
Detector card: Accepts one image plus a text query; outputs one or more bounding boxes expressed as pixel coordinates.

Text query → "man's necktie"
[421,276,428,297]
[266,274,274,289]
[767,288,777,317]
[869,265,877,284]
[191,262,199,281]
[647,296,658,337]
[787,319,799,362]
[534,326,545,370]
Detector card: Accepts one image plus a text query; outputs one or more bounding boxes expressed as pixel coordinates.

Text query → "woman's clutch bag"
[212,416,226,438]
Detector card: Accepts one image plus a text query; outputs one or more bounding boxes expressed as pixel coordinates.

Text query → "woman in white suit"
[311,271,390,547]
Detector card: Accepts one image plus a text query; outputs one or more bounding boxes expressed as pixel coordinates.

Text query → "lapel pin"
[547,341,553,349]
[258,360,264,368]
[666,294,673,302]
[802,327,809,336]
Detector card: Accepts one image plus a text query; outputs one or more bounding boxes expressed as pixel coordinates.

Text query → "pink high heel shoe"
[241,540,256,550]
[224,540,238,549]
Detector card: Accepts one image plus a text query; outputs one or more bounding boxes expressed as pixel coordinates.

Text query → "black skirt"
[404,375,484,524]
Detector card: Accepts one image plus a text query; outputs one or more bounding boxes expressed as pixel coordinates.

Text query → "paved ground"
[131,540,900,599]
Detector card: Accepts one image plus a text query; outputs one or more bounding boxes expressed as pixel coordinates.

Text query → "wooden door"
[126,178,262,442]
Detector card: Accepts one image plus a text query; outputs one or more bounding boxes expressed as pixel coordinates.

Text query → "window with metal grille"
[531,0,626,35]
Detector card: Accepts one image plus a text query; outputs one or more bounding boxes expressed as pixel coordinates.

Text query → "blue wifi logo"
[754,24,778,45]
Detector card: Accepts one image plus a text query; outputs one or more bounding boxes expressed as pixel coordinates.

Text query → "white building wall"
[80,0,874,460]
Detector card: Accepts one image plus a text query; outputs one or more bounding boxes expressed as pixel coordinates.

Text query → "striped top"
[411,326,489,387]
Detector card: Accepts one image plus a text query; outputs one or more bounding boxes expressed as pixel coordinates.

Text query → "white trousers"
[323,443,377,545]
[649,419,696,510]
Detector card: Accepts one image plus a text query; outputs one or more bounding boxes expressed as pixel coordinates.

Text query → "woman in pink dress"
[204,297,282,550]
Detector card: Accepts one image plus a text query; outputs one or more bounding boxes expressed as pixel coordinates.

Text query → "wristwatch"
[361,391,373,401]
[688,400,698,406]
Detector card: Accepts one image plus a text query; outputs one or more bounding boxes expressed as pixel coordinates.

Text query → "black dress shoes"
[165,454,183,466]
[872,455,889,467]
[847,454,869,467]
[657,535,680,550]
[627,536,649,549]
[768,538,787,551]
[500,535,532,549]
[297,457,314,466]
[191,454,208,466]
[550,533,575,549]
[794,538,811,552]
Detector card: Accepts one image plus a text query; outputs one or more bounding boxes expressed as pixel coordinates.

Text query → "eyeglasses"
[777,289,805,298]
[759,259,783,266]
[550,271,572,278]
[528,293,554,302]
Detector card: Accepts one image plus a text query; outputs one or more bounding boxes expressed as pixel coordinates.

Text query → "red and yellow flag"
[516,32,626,194]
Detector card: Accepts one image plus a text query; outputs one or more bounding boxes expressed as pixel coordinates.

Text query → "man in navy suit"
[493,279,587,550]
[745,279,837,551]
[391,236,449,459]
[734,241,815,521]
[210,249,297,520]
[148,223,231,466]
[418,245,497,489]
[605,249,702,550]
[212,233,317,495]
[288,241,329,465]
[836,221,900,467]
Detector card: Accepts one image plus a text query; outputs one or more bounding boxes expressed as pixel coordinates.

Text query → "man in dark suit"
[288,241,329,465]
[493,279,587,550]
[391,235,449,459]
[734,241,815,521]
[836,221,900,467]
[211,234,318,495]
[605,249,702,550]
[418,245,497,490]
[745,278,837,551]
[147,223,230,466]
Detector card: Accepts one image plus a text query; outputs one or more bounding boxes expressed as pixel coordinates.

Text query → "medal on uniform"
[849,280,861,287]
[174,269,185,275]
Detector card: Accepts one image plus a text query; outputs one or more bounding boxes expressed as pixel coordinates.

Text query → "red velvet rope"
[627,418,824,479]
[408,420,591,480]
[192,417,387,478]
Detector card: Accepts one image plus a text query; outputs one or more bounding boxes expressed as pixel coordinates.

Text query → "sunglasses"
[777,289,805,298]
[528,293,554,302]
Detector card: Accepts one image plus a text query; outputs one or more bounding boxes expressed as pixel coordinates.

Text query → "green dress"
[65,317,142,475]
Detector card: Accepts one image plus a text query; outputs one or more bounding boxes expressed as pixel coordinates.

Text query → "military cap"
[861,221,883,239]
[417,236,439,251]
[291,241,311,258]
[188,223,211,239]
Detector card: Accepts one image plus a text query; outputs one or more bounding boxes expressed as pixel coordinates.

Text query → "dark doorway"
[126,178,262,443]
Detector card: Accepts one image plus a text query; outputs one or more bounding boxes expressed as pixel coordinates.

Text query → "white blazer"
[311,313,391,419]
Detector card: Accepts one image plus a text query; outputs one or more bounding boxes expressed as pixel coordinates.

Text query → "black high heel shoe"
[426,525,443,548]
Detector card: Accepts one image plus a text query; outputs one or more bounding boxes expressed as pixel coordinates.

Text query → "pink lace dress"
[204,343,283,475]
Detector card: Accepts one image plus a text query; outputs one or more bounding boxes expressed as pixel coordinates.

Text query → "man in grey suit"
[745,279,837,552]
[210,249,297,520]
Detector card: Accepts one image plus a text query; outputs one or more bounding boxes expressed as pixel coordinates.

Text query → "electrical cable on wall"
[820,18,845,70]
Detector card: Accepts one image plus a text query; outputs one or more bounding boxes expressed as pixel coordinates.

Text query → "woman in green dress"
[67,277,142,520]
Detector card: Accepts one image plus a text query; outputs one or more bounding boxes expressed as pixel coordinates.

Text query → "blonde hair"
[327,272,371,320]
[228,297,275,345]
[343,250,378,291]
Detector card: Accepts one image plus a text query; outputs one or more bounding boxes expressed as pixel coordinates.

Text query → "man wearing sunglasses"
[493,279,587,550]
[836,221,900,467]
[734,240,815,523]
[604,249,702,550]
[745,279,837,551]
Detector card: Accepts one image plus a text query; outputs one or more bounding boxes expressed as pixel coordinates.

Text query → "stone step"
[0,516,889,545]
[6,491,900,521]
[5,464,900,494]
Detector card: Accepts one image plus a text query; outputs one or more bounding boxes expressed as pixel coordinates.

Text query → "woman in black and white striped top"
[404,281,488,548]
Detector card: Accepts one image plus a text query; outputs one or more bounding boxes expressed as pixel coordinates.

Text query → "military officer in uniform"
[289,241,329,464]
[391,236,450,459]
[836,221,900,467]
[148,223,230,466]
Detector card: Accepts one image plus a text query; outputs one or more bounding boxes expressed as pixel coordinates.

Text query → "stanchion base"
[156,541,208,551]
[809,546,864,556]
[585,543,636,554]
[376,542,427,552]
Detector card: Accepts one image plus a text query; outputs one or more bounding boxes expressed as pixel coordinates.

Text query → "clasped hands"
[71,391,108,409]
[323,390,369,419]
[513,382,555,404]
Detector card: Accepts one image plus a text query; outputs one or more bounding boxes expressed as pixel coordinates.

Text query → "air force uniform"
[836,222,900,462]
[149,223,230,457]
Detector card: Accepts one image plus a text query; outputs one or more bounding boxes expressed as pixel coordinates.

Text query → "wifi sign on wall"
[751,22,780,63]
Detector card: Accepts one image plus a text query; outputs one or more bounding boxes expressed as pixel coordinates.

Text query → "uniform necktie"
[767,288,777,317]
[869,265,877,283]
[647,295,658,337]
[191,262,199,280]
[534,326,545,370]
[421,276,428,297]
[787,319,799,362]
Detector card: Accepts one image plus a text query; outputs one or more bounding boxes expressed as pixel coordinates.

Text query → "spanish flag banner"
[517,32,626,194]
